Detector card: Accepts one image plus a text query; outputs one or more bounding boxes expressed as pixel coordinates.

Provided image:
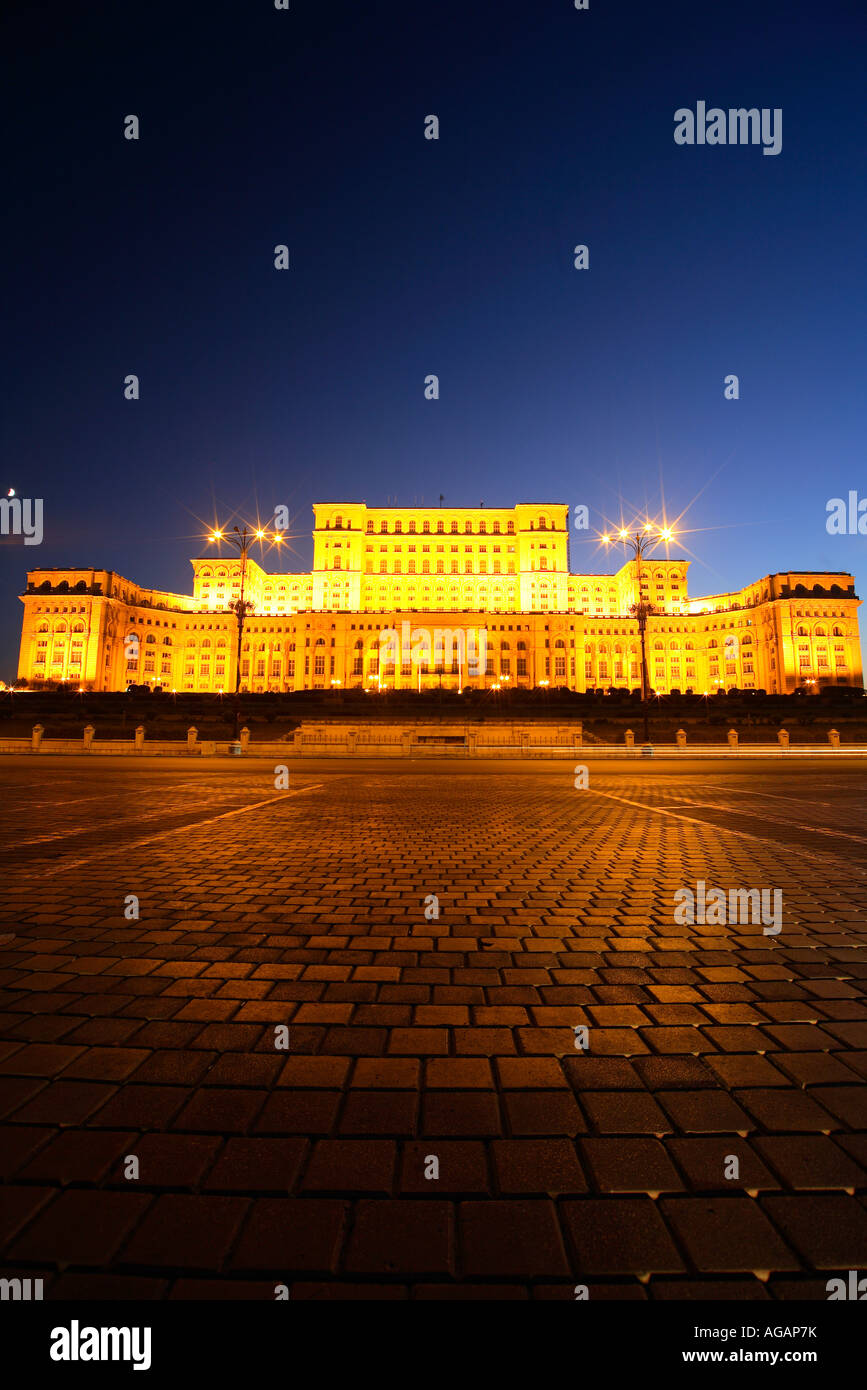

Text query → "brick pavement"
[0,757,866,1300]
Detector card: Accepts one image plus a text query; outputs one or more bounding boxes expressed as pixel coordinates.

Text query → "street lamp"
[207,523,285,737]
[601,522,677,743]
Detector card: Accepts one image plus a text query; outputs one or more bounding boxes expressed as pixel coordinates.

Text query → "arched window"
[436,520,444,533]
[423,520,431,533]
[465,520,473,533]
[507,521,515,534]
[380,520,388,533]
[335,515,342,529]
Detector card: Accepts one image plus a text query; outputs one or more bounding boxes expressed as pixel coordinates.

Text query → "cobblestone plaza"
[1,756,865,1299]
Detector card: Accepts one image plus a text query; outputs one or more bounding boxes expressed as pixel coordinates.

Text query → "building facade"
[16,502,863,694]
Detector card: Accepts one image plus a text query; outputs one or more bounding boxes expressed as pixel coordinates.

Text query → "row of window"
[335,517,524,534]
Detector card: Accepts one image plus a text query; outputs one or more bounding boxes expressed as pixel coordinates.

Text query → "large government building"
[16,502,863,694]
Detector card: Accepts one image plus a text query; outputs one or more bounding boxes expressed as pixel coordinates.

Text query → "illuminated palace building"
[17,503,863,694]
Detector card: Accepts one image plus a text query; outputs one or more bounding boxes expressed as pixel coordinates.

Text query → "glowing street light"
[207,522,286,735]
[600,522,678,741]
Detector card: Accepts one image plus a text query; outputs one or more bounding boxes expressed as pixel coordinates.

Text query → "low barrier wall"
[1,722,864,758]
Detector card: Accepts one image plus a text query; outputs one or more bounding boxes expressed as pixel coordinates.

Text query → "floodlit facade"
[16,502,863,694]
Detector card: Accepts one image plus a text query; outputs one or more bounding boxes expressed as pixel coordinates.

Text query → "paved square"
[1,755,866,1299]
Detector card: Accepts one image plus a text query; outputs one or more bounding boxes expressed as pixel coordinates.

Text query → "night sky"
[2,0,865,676]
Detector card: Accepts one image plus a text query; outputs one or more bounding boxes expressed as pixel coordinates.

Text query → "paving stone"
[460,1200,569,1277]
[760,1195,867,1269]
[752,1136,867,1190]
[656,1090,754,1134]
[204,1137,308,1193]
[503,1091,586,1136]
[581,1091,672,1135]
[302,1140,396,1194]
[0,1125,54,1178]
[664,1138,779,1192]
[230,1199,347,1273]
[630,1056,718,1090]
[561,1198,686,1275]
[10,1189,151,1265]
[0,1185,55,1247]
[492,1138,586,1195]
[254,1091,341,1135]
[422,1092,502,1137]
[126,1133,222,1188]
[18,1128,136,1185]
[399,1141,490,1194]
[338,1091,418,1136]
[11,1080,116,1126]
[425,1058,493,1089]
[580,1138,684,1193]
[119,1193,248,1270]
[734,1088,839,1133]
[659,1197,799,1273]
[343,1200,454,1275]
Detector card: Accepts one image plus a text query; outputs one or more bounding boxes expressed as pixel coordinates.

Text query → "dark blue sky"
[2,0,865,675]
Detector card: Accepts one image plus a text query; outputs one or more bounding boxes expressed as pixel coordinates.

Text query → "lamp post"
[601,522,675,745]
[207,524,284,738]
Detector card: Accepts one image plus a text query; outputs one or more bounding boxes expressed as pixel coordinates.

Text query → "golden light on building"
[15,501,863,695]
